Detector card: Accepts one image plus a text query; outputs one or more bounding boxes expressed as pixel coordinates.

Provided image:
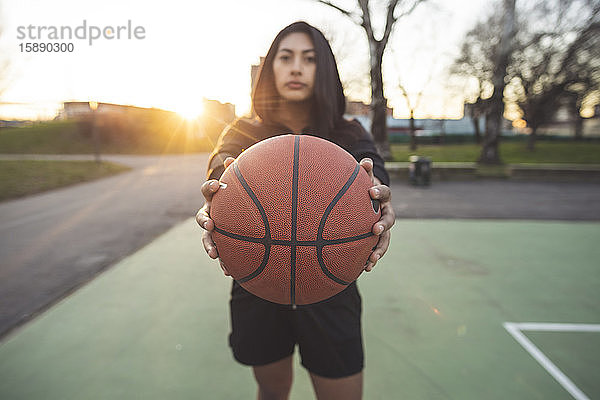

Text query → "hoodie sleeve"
[206,119,259,181]
[346,119,390,187]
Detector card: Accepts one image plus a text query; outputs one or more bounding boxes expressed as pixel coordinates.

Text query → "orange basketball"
[210,134,380,305]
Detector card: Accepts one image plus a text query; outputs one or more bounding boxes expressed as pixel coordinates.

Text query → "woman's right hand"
[196,157,235,271]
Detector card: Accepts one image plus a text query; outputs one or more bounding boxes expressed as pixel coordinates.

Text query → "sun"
[175,101,204,120]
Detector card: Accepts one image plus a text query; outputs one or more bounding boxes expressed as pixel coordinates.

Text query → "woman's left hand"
[359,158,395,272]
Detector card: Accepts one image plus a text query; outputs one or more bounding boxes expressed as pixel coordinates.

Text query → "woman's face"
[272,32,316,102]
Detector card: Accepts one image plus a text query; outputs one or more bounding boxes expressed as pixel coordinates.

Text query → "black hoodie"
[207,117,389,186]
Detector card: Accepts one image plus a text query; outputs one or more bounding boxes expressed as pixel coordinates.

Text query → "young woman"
[196,21,395,400]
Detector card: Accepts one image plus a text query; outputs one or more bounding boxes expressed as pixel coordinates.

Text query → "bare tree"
[397,64,434,150]
[478,0,516,164]
[566,16,600,140]
[316,0,427,160]
[452,0,600,154]
[449,12,500,144]
[388,14,440,151]
[566,76,599,140]
[509,0,600,150]
[398,83,423,150]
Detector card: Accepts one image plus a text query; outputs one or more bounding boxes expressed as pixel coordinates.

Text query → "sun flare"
[175,101,204,121]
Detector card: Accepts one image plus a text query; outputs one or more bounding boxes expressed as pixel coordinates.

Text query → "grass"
[0,120,213,154]
[0,160,131,202]
[0,121,92,154]
[2,121,599,164]
[391,141,600,164]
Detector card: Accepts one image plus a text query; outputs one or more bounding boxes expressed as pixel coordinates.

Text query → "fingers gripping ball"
[210,134,380,305]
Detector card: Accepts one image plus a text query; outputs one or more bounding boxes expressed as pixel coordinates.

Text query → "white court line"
[510,323,600,332]
[503,322,600,400]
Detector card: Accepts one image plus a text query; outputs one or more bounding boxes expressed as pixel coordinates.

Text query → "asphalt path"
[0,154,209,339]
[1,154,599,339]
[393,180,600,220]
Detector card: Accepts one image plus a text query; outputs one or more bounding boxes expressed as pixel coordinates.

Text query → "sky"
[0,0,490,120]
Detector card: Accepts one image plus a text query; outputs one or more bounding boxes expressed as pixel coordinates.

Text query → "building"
[59,100,234,123]
[57,101,152,119]
[250,57,265,97]
[534,101,600,137]
[0,120,33,128]
[249,57,265,117]
[345,102,513,137]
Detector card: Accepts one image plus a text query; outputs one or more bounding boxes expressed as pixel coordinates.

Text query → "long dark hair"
[252,21,347,141]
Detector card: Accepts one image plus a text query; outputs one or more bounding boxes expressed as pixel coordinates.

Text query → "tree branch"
[394,0,426,20]
[398,83,412,109]
[381,0,400,48]
[357,0,375,42]
[315,0,363,25]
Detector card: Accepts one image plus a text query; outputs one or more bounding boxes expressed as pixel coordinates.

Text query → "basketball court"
[0,218,598,399]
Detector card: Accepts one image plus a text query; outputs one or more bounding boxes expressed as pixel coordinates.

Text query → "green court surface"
[0,219,599,399]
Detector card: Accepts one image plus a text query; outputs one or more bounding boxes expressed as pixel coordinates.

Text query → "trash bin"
[409,155,432,186]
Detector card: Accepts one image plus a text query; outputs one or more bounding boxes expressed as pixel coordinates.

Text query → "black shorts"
[228,280,364,379]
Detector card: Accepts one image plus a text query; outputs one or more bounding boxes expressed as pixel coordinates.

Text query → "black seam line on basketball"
[233,163,271,240]
[216,159,371,289]
[213,227,374,247]
[236,248,271,284]
[315,163,362,286]
[290,135,300,306]
[232,163,272,284]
